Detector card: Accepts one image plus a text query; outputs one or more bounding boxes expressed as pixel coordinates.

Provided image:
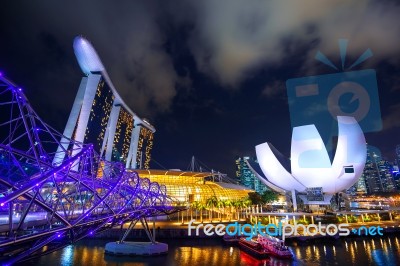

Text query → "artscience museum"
[254,116,367,210]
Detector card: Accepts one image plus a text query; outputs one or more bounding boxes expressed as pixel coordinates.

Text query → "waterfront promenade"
[94,213,400,240]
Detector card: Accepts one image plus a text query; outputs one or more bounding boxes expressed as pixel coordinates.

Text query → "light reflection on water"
[60,245,74,266]
[21,236,400,266]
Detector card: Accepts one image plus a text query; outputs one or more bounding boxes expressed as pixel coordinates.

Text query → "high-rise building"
[365,152,382,193]
[377,159,396,192]
[393,166,400,191]
[396,144,400,167]
[361,146,398,194]
[54,37,155,169]
[347,176,367,195]
[235,157,269,194]
[362,147,382,194]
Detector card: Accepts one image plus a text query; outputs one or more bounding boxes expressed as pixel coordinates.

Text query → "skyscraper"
[393,169,400,191]
[363,148,382,194]
[377,159,396,192]
[361,146,397,194]
[235,157,269,194]
[349,176,367,195]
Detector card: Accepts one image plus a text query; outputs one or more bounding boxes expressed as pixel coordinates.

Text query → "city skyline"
[1,1,400,178]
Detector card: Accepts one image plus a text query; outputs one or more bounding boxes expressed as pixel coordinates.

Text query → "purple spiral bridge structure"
[0,75,179,264]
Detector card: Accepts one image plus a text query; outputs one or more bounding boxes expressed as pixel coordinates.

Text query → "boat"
[238,238,269,259]
[257,235,293,259]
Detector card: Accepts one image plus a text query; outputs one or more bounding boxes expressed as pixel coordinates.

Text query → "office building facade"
[235,157,269,194]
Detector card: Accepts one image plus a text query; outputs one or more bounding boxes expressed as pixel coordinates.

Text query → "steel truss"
[0,75,177,264]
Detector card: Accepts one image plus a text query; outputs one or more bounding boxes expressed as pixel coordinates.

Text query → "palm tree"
[197,202,206,222]
[191,201,206,222]
[216,199,224,222]
[206,196,218,222]
[240,197,252,219]
[244,197,252,207]
[232,199,241,220]
[238,198,246,220]
[223,200,232,221]
[191,201,200,221]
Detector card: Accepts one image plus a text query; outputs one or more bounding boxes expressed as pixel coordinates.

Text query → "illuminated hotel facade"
[54,37,154,169]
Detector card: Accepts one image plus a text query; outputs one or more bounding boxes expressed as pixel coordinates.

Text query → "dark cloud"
[0,0,399,176]
[186,0,400,85]
[262,81,285,98]
[383,103,400,130]
[1,1,180,118]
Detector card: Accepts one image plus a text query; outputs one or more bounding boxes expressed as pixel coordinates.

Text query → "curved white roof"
[256,116,366,194]
[73,36,155,132]
[73,37,105,75]
[245,159,286,193]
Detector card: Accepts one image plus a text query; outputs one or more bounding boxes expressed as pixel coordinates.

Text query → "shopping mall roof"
[130,169,253,202]
[217,182,253,191]
[133,169,215,178]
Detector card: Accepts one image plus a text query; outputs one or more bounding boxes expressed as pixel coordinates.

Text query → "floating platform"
[105,241,168,256]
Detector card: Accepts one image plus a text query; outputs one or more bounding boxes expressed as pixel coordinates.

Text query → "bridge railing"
[0,75,178,264]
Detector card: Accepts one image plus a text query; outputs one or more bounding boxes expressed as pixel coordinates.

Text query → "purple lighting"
[0,75,174,264]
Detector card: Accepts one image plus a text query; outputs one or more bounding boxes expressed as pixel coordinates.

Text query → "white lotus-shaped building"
[255,116,367,196]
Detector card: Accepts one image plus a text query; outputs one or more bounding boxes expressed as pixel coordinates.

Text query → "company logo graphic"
[188,220,383,241]
[286,39,382,148]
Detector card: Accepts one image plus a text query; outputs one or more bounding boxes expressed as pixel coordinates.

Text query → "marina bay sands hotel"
[53,37,155,169]
[53,36,252,203]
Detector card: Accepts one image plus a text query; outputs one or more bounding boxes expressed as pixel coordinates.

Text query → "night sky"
[1,1,399,177]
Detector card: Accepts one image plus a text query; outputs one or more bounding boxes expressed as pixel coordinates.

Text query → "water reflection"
[22,236,400,266]
[173,245,241,266]
[60,245,74,266]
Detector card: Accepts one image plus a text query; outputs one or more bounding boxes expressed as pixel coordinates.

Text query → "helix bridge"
[0,75,179,264]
